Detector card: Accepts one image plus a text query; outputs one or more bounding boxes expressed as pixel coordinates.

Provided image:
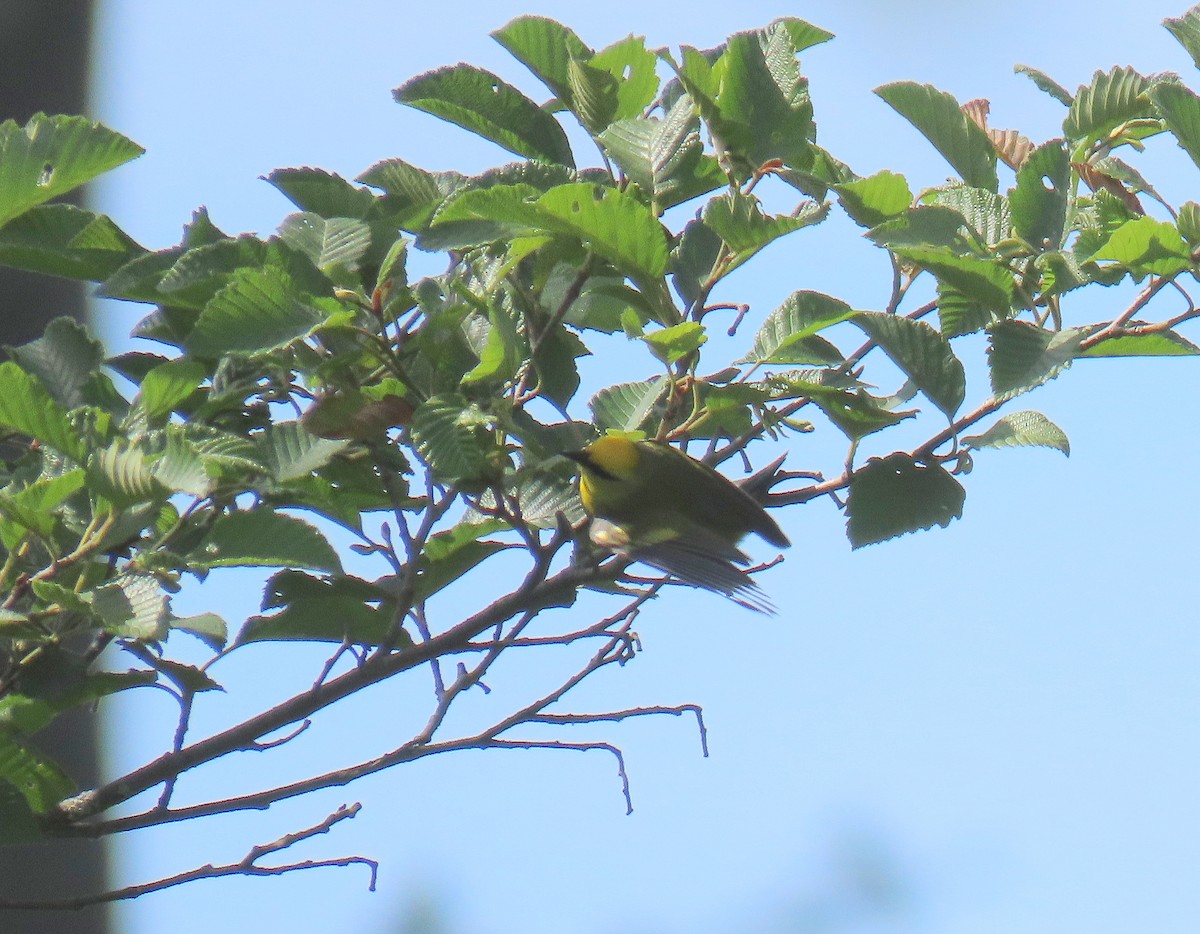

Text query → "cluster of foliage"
[4,5,1200,906]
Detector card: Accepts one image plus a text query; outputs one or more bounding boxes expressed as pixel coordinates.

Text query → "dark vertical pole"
[0,3,109,932]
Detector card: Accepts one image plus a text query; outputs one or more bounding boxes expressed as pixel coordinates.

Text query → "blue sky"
[84,2,1200,932]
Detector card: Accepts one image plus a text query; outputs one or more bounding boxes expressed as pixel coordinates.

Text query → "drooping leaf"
[535,182,669,280]
[1009,140,1070,249]
[0,733,74,817]
[87,439,168,507]
[833,171,912,228]
[1014,65,1073,106]
[853,313,966,417]
[962,410,1070,456]
[1149,80,1200,171]
[875,82,998,191]
[896,247,1017,324]
[590,34,660,120]
[929,186,1011,247]
[238,570,396,646]
[987,320,1084,400]
[416,521,512,599]
[395,64,574,167]
[598,97,724,212]
[643,322,706,365]
[702,191,827,271]
[491,16,594,111]
[712,21,821,173]
[846,452,965,547]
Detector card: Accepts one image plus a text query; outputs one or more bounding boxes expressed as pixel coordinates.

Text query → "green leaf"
[278,213,372,275]
[846,453,965,547]
[416,522,511,599]
[492,16,593,111]
[87,439,166,507]
[1149,80,1200,171]
[589,377,666,432]
[410,394,497,485]
[1009,140,1070,248]
[0,733,74,816]
[0,781,41,843]
[744,290,856,364]
[265,167,377,219]
[702,191,827,271]
[154,236,272,311]
[853,312,966,417]
[535,182,669,280]
[0,204,144,280]
[598,97,724,212]
[0,361,85,460]
[7,316,104,410]
[462,304,523,386]
[1087,216,1192,277]
[0,469,86,551]
[833,171,912,228]
[185,267,331,357]
[0,114,143,229]
[1064,66,1156,146]
[1178,201,1200,244]
[238,570,395,646]
[567,56,619,134]
[987,320,1084,400]
[191,510,342,573]
[170,612,228,650]
[962,410,1070,455]
[395,64,574,167]
[1166,7,1200,71]
[150,430,214,497]
[356,158,450,229]
[422,183,545,250]
[768,374,915,440]
[1014,65,1072,105]
[643,322,706,365]
[91,573,169,640]
[503,464,586,527]
[875,82,998,191]
[1080,329,1200,357]
[714,21,819,173]
[930,186,1011,247]
[897,248,1017,330]
[670,218,724,308]
[136,358,206,420]
[257,421,349,482]
[591,34,660,120]
[867,205,978,253]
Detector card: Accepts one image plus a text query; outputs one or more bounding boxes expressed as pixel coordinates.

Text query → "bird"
[564,436,789,613]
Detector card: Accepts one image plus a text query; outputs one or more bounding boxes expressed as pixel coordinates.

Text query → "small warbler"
[564,437,789,612]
